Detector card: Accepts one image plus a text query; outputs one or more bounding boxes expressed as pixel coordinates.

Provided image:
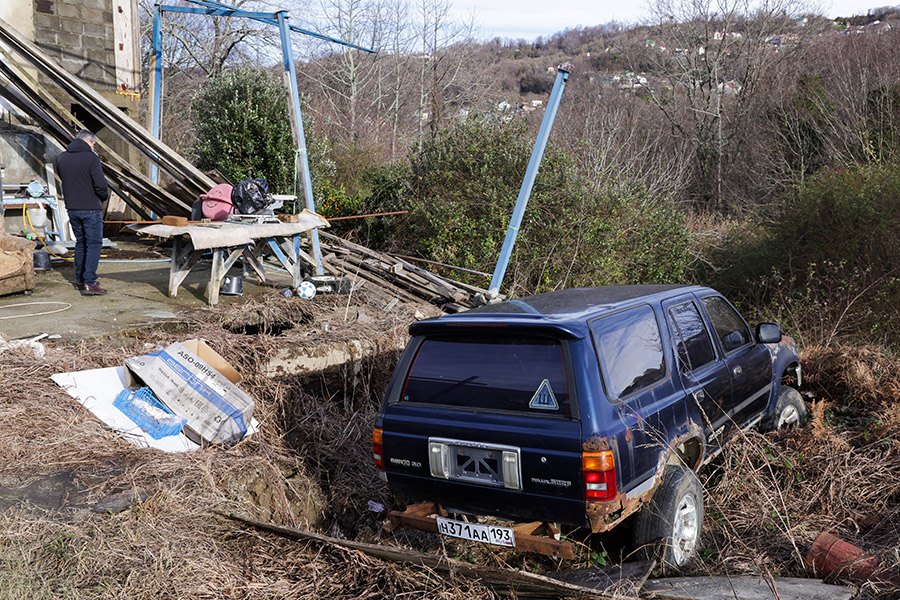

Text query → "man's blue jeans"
[68,209,103,286]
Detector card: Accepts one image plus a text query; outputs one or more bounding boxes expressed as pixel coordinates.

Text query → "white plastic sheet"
[51,366,257,453]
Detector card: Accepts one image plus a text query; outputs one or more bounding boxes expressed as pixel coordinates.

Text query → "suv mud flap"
[385,502,576,559]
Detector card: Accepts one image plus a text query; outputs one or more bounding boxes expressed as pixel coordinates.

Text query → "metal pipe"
[158,5,278,19]
[150,5,163,185]
[327,210,408,221]
[488,66,570,298]
[184,0,376,53]
[277,11,323,276]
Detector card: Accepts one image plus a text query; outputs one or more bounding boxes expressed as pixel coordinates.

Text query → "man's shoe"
[82,283,107,295]
[74,281,84,290]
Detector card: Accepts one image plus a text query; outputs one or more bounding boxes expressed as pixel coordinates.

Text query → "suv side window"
[668,301,716,372]
[591,305,666,400]
[702,296,752,353]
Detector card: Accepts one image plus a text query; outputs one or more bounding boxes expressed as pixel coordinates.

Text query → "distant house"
[717,80,742,94]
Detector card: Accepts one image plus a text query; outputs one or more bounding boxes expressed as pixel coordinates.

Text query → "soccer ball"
[298,280,317,299]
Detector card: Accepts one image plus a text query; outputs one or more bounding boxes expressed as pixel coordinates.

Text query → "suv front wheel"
[632,465,704,572]
[763,386,807,431]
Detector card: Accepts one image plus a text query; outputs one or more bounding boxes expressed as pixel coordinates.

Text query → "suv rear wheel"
[632,465,703,572]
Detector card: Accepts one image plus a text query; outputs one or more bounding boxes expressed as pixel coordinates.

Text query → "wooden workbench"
[129,212,329,305]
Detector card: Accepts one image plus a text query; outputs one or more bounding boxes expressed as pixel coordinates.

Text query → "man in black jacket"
[56,130,108,295]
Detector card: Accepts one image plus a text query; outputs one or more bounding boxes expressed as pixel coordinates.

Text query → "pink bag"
[200,184,234,221]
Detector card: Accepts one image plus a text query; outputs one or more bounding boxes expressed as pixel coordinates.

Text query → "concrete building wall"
[0,1,36,43]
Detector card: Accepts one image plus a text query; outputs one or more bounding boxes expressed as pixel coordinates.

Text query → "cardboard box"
[123,340,254,446]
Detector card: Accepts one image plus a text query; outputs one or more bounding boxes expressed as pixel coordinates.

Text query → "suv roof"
[410,285,708,339]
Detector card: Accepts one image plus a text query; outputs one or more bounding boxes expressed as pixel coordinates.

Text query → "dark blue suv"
[373,285,803,568]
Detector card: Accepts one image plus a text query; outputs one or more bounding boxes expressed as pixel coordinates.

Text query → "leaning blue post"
[277,11,324,276]
[488,66,569,299]
[150,4,163,187]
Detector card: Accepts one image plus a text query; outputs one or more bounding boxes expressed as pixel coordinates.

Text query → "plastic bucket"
[221,275,243,296]
[33,250,51,271]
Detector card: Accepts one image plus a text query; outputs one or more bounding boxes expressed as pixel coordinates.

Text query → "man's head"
[74,130,97,150]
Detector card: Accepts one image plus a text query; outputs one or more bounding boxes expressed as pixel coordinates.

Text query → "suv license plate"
[436,516,515,548]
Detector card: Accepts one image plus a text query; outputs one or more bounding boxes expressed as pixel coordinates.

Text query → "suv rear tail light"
[582,450,616,501]
[373,428,384,470]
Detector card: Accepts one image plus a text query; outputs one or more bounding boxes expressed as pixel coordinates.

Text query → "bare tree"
[641,0,808,211]
[139,0,274,77]
[414,0,495,137]
[138,0,277,152]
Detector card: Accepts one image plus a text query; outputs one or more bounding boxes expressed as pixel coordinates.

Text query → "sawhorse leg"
[207,245,246,306]
[266,234,313,289]
[244,242,268,284]
[169,235,201,297]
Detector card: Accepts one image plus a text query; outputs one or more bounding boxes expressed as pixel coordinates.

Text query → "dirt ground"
[0,244,899,599]
[0,237,289,341]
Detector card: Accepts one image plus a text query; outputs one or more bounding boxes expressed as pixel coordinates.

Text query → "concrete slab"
[0,240,291,341]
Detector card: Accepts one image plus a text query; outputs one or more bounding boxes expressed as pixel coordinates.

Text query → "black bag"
[231,178,272,214]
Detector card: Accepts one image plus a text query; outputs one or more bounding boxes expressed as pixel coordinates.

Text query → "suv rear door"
[589,304,686,489]
[700,295,773,428]
[380,332,586,525]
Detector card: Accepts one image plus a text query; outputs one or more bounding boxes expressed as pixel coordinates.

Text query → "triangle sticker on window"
[529,379,559,410]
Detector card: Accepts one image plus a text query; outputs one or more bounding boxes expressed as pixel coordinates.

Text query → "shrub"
[707,162,900,348]
[363,116,691,296]
[191,68,330,200]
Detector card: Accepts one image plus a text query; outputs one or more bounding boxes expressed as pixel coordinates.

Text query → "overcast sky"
[453,0,892,41]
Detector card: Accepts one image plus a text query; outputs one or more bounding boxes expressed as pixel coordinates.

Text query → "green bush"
[787,162,900,274]
[707,161,900,348]
[363,116,691,295]
[191,68,330,200]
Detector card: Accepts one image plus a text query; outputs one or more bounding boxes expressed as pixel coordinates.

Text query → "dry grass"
[0,289,490,600]
[698,345,900,599]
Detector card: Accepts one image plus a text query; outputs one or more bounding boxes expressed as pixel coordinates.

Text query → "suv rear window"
[401,335,571,415]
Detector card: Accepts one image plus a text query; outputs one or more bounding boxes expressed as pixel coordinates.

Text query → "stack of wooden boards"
[0,16,211,219]
[318,232,492,311]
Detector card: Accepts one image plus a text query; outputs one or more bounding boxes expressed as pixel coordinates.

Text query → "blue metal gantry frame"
[488,66,569,298]
[150,0,374,276]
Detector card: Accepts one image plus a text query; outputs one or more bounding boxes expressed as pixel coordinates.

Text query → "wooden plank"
[0,54,190,215]
[319,233,477,307]
[328,260,424,305]
[217,512,606,598]
[545,562,655,597]
[337,254,439,296]
[391,256,469,300]
[642,576,855,600]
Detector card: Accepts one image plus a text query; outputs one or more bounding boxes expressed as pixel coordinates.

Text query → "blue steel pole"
[488,66,569,298]
[184,0,376,53]
[277,11,324,276]
[151,4,163,187]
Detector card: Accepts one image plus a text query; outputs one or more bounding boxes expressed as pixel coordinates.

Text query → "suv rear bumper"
[387,472,589,527]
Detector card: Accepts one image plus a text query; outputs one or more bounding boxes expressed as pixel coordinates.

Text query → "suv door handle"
[733,366,743,377]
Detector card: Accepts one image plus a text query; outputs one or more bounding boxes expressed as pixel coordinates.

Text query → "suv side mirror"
[756,323,782,344]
